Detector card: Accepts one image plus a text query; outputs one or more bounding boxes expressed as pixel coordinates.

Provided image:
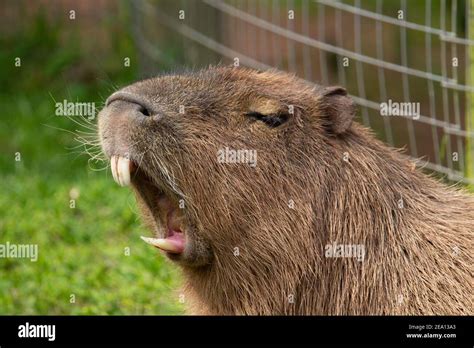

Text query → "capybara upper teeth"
[111,155,131,187]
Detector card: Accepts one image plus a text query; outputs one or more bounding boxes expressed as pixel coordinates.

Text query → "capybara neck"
[183,124,473,315]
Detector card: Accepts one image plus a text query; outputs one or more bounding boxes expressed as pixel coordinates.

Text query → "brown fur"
[99,66,473,315]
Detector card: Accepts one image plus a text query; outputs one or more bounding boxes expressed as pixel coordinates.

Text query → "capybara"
[98,66,473,315]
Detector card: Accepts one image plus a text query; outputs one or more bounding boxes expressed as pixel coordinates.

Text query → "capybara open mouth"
[110,155,186,255]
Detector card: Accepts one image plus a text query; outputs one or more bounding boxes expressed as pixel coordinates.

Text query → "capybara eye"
[245,111,289,128]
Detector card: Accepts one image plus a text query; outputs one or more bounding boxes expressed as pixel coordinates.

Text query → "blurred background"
[1,0,473,314]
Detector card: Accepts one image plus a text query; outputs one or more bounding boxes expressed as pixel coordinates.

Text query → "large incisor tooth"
[110,155,118,184]
[110,155,131,187]
[140,236,182,253]
[117,156,131,186]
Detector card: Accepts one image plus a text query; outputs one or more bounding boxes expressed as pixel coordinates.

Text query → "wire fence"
[131,0,474,185]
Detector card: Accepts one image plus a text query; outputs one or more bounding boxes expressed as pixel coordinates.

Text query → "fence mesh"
[131,0,474,185]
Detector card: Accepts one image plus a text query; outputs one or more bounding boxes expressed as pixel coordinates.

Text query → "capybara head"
[98,66,473,315]
[98,66,355,268]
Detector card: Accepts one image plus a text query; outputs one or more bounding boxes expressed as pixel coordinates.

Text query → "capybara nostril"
[137,105,151,117]
[106,91,153,117]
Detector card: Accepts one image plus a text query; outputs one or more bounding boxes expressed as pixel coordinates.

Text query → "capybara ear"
[320,86,356,135]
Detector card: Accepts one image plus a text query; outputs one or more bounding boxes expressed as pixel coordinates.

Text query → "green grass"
[0,9,183,315]
[0,91,186,315]
[0,92,184,315]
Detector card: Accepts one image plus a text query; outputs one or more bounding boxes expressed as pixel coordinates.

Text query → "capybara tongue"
[164,231,186,252]
[140,232,185,254]
[140,201,186,254]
